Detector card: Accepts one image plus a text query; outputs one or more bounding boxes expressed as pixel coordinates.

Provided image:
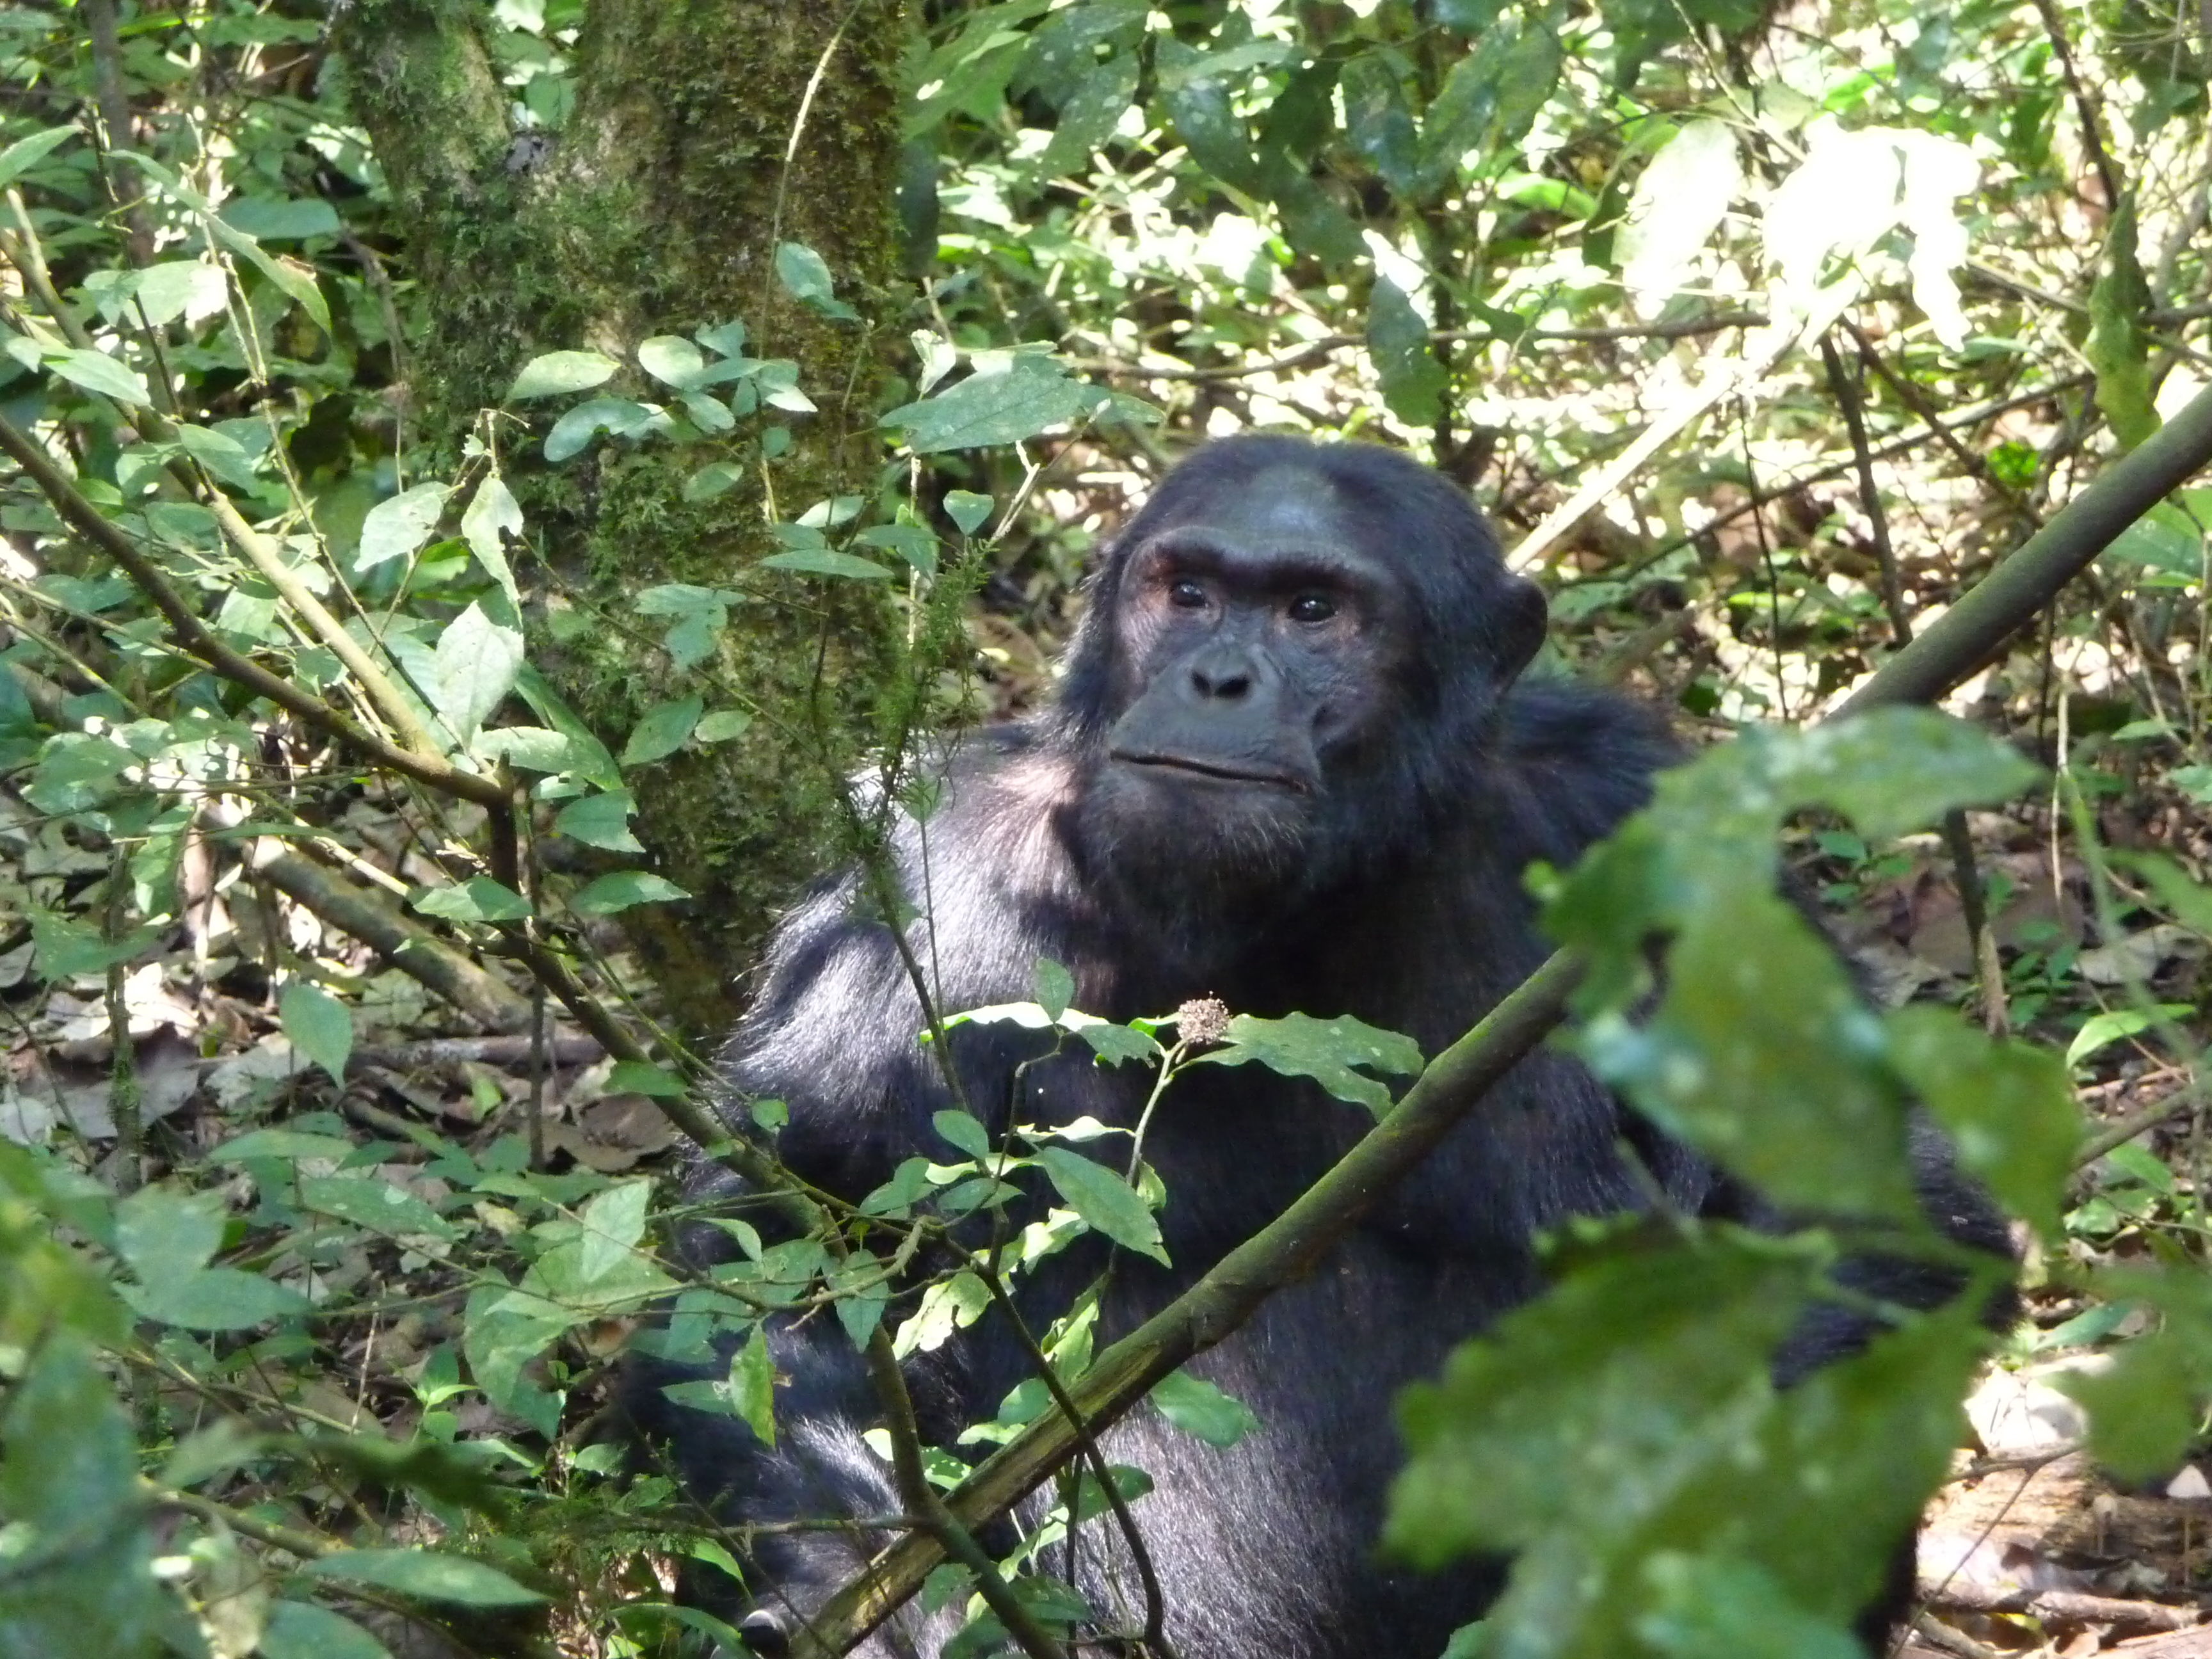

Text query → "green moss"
[334,1,917,1036]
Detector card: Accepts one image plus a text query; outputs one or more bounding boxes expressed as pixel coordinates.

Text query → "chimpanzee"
[625,436,2010,1658]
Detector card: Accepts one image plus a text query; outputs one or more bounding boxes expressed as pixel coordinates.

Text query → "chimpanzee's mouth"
[1110,750,1306,790]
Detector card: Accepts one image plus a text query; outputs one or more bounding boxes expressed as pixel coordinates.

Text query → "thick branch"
[797,377,2212,1655]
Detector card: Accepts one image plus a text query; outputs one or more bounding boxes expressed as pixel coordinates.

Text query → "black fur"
[623,437,2007,1658]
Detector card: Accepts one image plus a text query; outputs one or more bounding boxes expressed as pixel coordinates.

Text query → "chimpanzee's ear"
[1493,572,1550,681]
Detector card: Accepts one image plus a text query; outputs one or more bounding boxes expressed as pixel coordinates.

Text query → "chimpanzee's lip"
[1109,749,1306,789]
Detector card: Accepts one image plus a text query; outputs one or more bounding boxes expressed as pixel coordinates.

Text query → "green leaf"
[695,709,753,743]
[1035,1146,1167,1263]
[775,242,860,321]
[299,1174,453,1239]
[944,490,993,535]
[621,695,704,765]
[2100,502,2203,576]
[207,1128,359,1164]
[357,481,452,569]
[731,1324,778,1446]
[855,522,942,573]
[413,875,533,924]
[683,460,747,501]
[544,395,663,462]
[1617,120,1742,303]
[260,1601,394,1659]
[303,1550,545,1607]
[431,602,524,744]
[1342,51,1421,198]
[0,125,79,191]
[1033,958,1075,1020]
[461,1285,570,1435]
[579,1179,652,1281]
[758,549,897,581]
[607,1060,687,1097]
[1637,1555,1863,1659]
[1150,1368,1261,1448]
[460,472,524,611]
[507,349,621,401]
[934,1110,993,1160]
[2065,1004,2188,1067]
[881,357,1104,453]
[554,789,645,853]
[280,981,353,1084]
[118,1267,312,1329]
[637,334,707,389]
[205,215,332,335]
[1366,277,1447,428]
[45,346,150,407]
[573,871,691,913]
[115,1187,223,1285]
[1886,1007,2076,1238]
[473,725,575,773]
[2087,196,2158,450]
[1199,1012,1423,1119]
[219,196,341,240]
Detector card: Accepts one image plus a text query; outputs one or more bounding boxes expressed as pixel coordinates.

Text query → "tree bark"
[332,0,911,1037]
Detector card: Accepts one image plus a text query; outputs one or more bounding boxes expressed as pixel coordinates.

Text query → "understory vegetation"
[0,1,2208,1656]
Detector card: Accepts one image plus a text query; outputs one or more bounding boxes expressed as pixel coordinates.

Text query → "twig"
[2077,1082,2206,1166]
[2028,0,2123,212]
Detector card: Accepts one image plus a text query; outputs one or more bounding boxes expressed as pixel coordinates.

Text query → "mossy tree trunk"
[332,1,911,1038]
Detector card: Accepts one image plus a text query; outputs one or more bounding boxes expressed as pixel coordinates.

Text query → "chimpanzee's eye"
[1169,579,1209,609]
[1288,593,1337,623]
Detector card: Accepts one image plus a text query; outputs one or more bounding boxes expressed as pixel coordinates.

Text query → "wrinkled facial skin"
[1079,467,1409,922]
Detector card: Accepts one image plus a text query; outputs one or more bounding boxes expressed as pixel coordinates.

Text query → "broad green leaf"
[1034,52,1139,177]
[554,789,645,853]
[260,1601,394,1659]
[207,1128,359,1164]
[298,1174,454,1239]
[683,461,746,501]
[1618,120,1742,303]
[357,481,452,569]
[934,1110,993,1160]
[2062,1272,2212,1478]
[1366,277,1447,428]
[508,349,620,401]
[0,125,79,190]
[573,871,691,913]
[46,346,150,407]
[0,1337,172,1658]
[758,549,897,581]
[775,242,860,321]
[460,471,524,610]
[115,1186,224,1286]
[462,1283,572,1433]
[2065,1004,2190,1067]
[173,421,260,490]
[1342,51,1421,197]
[1887,1006,2076,1238]
[205,214,332,334]
[1035,1146,1166,1263]
[1033,958,1074,1020]
[280,981,352,1084]
[1198,1012,1423,1119]
[545,395,663,462]
[118,1267,312,1329]
[694,709,753,742]
[431,602,524,743]
[607,1060,687,1097]
[120,259,228,327]
[621,695,703,765]
[303,1550,545,1607]
[731,1324,778,1446]
[944,490,993,535]
[578,1180,652,1281]
[2100,502,2202,576]
[881,358,1103,453]
[220,196,341,240]
[472,725,575,772]
[637,334,707,388]
[413,875,533,923]
[2088,196,2158,449]
[1637,1556,1862,1659]
[1150,1369,1261,1448]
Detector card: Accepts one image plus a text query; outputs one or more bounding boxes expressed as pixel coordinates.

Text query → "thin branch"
[2028,0,2123,212]
[0,412,509,808]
